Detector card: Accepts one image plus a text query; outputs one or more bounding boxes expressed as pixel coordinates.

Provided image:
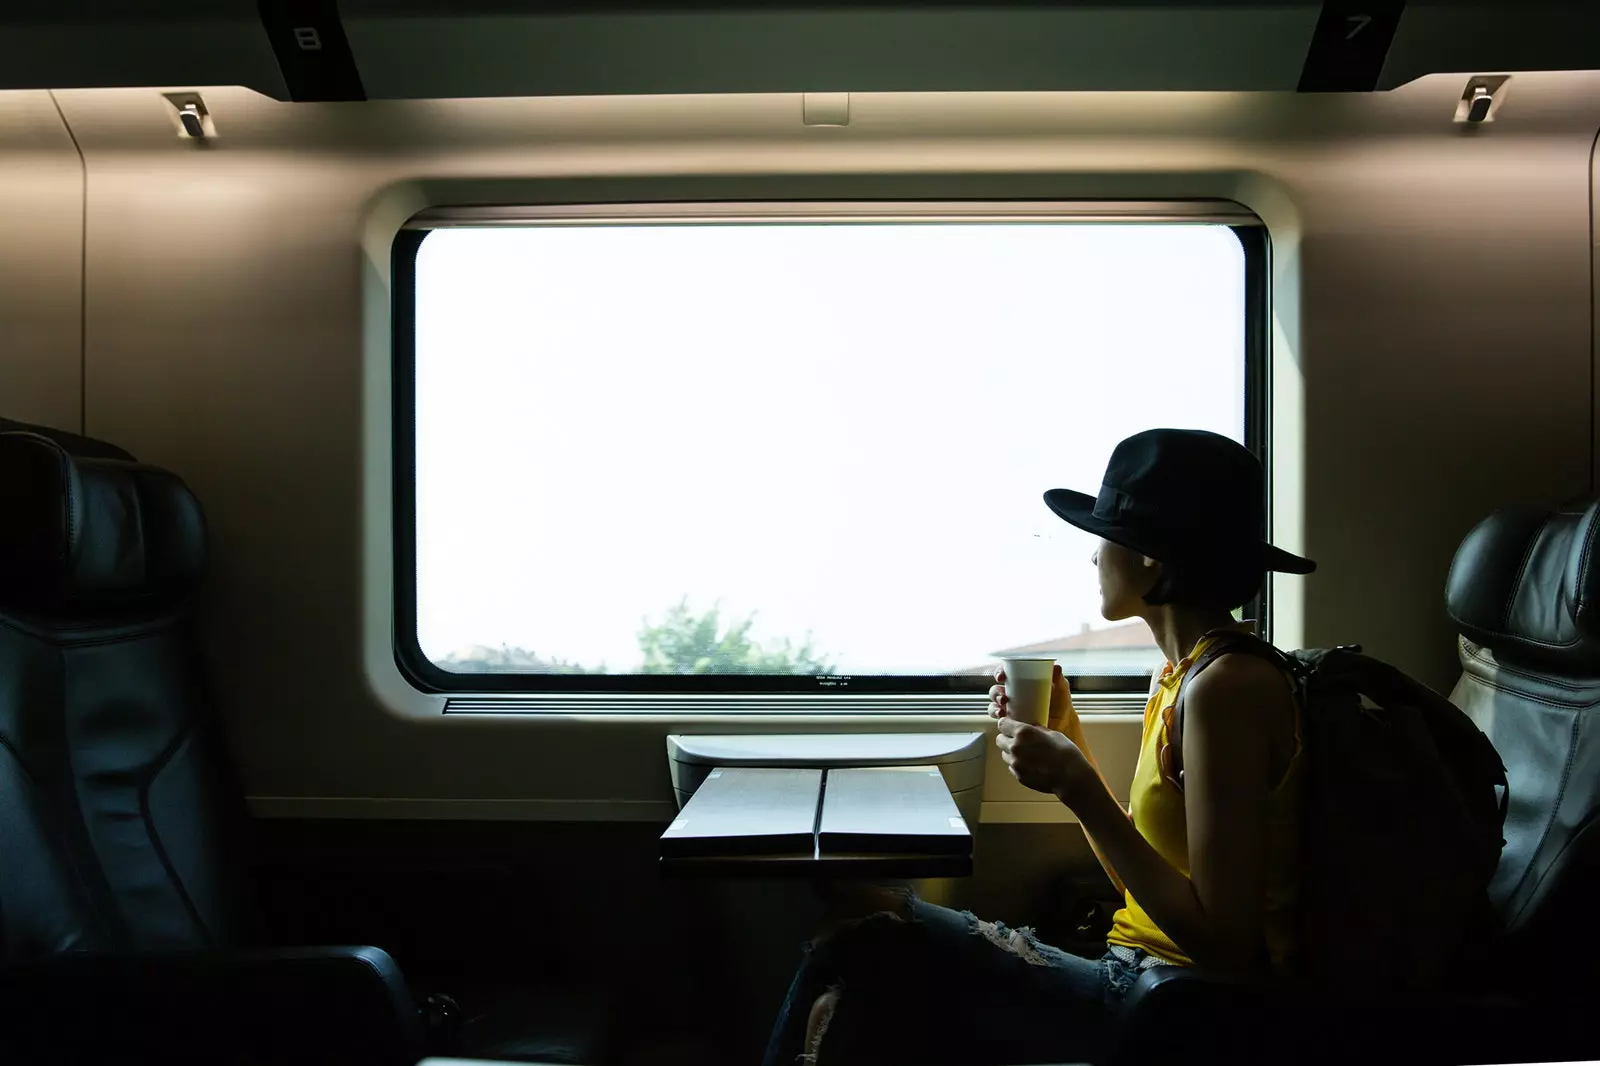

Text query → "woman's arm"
[998,655,1285,973]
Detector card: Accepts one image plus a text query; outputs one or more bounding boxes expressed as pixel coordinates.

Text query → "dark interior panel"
[246,817,1119,1062]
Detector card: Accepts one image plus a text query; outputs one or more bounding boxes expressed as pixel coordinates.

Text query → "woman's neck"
[1140,606,1239,667]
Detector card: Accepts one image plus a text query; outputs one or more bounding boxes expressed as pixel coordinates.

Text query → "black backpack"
[1171,634,1509,993]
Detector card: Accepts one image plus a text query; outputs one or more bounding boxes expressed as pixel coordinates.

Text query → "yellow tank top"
[1104,629,1305,972]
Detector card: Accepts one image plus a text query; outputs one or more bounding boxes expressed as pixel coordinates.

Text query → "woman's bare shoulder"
[1183,652,1295,729]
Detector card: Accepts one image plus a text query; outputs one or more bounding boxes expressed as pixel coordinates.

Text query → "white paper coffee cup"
[999,657,1057,727]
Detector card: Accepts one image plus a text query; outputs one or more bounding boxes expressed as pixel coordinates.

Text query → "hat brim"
[1043,488,1167,559]
[1264,545,1317,576]
[1043,488,1317,576]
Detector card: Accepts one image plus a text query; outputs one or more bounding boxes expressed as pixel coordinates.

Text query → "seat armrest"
[0,945,425,1066]
[1113,968,1472,1066]
[1119,964,1267,1013]
[1110,967,1288,1066]
[1112,967,1596,1066]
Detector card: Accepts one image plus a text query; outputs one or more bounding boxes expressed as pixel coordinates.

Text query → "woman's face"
[1093,538,1161,620]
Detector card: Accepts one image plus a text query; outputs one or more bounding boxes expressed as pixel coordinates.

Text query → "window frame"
[391,201,1270,697]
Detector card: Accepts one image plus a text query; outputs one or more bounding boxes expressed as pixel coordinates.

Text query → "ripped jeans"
[761,893,1173,1066]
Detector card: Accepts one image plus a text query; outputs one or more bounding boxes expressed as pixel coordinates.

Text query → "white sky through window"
[413,222,1246,676]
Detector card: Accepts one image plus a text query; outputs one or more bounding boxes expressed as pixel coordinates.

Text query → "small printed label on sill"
[667,820,686,832]
[709,771,722,779]
[949,817,966,830]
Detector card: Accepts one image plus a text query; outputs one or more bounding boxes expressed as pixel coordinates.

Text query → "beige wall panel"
[1294,136,1596,685]
[1594,125,1600,508]
[0,90,81,430]
[50,73,1600,813]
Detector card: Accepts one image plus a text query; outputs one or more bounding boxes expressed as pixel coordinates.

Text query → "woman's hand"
[988,664,1077,734]
[994,717,1098,808]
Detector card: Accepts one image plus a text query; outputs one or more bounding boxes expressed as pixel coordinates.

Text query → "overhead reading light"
[162,92,212,140]
[1454,75,1510,126]
[802,93,850,128]
[1466,86,1493,123]
[178,104,204,138]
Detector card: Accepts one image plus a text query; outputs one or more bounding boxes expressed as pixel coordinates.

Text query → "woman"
[762,428,1316,1066]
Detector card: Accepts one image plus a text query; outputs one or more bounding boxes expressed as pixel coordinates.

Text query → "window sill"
[439,691,1149,716]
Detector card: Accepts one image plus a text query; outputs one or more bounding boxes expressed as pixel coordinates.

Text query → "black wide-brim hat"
[1044,428,1316,576]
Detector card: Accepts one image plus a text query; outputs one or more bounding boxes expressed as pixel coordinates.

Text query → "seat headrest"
[1446,499,1600,673]
[0,416,135,461]
[0,431,205,615]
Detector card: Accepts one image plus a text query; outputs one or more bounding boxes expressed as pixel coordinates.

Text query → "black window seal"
[390,209,1270,697]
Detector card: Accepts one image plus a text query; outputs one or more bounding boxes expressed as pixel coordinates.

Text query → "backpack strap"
[1167,631,1293,792]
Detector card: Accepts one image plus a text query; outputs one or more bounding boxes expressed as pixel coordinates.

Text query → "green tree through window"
[637,598,835,676]
[436,598,835,675]
[436,645,599,674]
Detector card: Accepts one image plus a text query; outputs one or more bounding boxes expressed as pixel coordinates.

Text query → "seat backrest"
[1445,499,1600,977]
[0,429,245,960]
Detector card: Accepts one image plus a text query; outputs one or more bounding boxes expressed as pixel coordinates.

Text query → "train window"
[393,207,1263,699]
